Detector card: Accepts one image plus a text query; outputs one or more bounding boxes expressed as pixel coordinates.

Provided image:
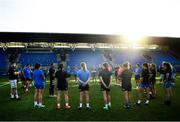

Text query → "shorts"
[164,81,172,88]
[122,83,132,91]
[57,84,68,91]
[135,75,140,80]
[101,85,110,91]
[79,84,89,91]
[9,79,17,88]
[25,78,32,81]
[34,84,45,89]
[139,82,150,89]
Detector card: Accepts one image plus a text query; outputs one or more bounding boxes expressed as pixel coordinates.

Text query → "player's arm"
[100,76,108,88]
[108,75,113,88]
[84,73,91,85]
[77,77,85,85]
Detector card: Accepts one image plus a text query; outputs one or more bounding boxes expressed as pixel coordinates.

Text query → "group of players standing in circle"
[8,61,175,110]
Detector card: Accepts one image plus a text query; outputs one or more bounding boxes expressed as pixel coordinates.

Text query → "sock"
[105,104,108,108]
[79,103,82,107]
[15,94,19,99]
[108,102,111,106]
[145,100,149,104]
[86,103,90,107]
[57,103,60,107]
[11,94,14,98]
[65,103,69,106]
[34,101,37,105]
[39,102,42,106]
[137,100,141,104]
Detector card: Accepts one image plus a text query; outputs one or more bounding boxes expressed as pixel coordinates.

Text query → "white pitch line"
[0,82,9,87]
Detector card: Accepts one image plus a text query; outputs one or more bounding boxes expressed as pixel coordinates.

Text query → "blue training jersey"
[134,67,142,76]
[33,69,45,85]
[77,69,90,85]
[23,67,32,79]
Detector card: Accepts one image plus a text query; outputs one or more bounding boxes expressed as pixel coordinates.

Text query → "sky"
[0,0,180,38]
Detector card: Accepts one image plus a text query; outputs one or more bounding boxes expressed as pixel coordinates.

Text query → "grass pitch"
[0,74,180,121]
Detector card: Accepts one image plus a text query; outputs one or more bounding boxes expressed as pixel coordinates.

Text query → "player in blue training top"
[163,62,173,106]
[77,62,91,110]
[134,63,142,89]
[23,64,32,92]
[33,63,46,108]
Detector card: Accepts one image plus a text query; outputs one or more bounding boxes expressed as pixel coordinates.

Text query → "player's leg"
[145,87,150,105]
[25,79,29,92]
[102,91,108,110]
[85,90,90,109]
[34,89,38,107]
[137,87,143,105]
[56,90,61,109]
[107,91,111,108]
[38,89,45,108]
[64,91,70,109]
[78,91,83,109]
[49,79,53,97]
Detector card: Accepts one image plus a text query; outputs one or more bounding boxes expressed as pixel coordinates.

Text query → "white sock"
[34,101,37,105]
[11,94,14,98]
[86,103,90,107]
[65,103,69,106]
[39,102,42,106]
[15,94,19,98]
[105,104,108,108]
[138,100,141,104]
[108,102,111,106]
[79,103,82,107]
[146,100,149,104]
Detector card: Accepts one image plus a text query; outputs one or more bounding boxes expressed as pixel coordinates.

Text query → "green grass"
[0,74,180,121]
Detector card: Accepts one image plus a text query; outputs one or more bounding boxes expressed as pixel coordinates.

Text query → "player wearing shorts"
[8,63,20,100]
[134,64,141,89]
[23,64,32,92]
[137,63,150,106]
[55,64,71,109]
[49,63,56,97]
[99,63,112,110]
[33,63,46,108]
[121,62,132,109]
[163,62,173,106]
[77,62,91,110]
[149,63,157,99]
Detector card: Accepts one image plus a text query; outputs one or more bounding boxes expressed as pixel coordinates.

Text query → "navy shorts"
[79,84,89,91]
[139,82,150,89]
[25,78,32,81]
[164,81,172,88]
[34,84,45,89]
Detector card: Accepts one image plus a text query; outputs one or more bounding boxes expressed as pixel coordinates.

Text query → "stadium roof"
[0,32,180,45]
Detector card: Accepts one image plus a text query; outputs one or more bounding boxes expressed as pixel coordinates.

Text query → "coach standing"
[8,63,20,100]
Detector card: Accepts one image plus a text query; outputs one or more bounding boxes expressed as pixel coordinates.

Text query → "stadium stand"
[18,52,57,66]
[0,51,8,75]
[66,50,104,68]
[0,49,179,76]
